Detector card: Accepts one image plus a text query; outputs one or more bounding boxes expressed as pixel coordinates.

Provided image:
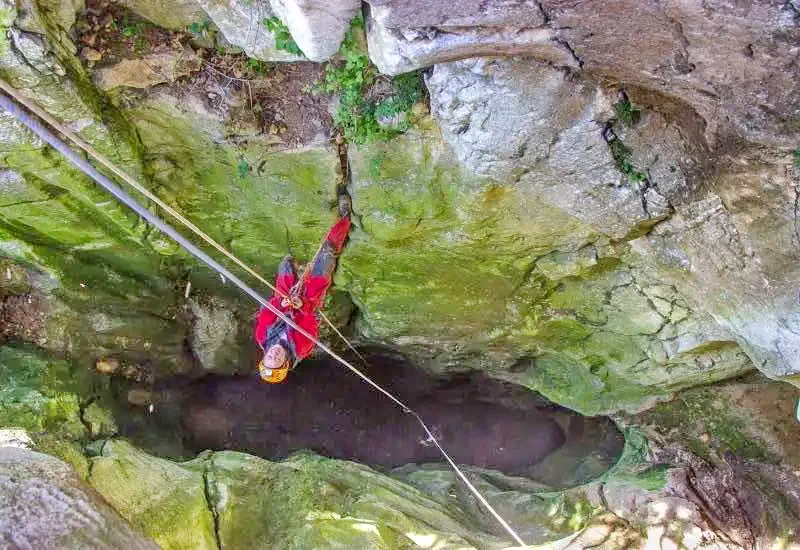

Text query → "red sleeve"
[290,310,320,360]
[254,296,284,346]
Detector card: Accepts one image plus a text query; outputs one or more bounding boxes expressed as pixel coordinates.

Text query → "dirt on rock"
[0,293,47,345]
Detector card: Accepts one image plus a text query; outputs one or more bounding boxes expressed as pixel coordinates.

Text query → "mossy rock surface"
[88,440,512,549]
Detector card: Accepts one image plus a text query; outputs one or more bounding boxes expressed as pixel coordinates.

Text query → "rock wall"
[0,0,799,547]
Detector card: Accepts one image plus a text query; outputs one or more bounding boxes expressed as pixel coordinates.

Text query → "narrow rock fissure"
[201,455,223,550]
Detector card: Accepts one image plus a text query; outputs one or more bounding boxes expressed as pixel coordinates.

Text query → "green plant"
[794,148,800,169]
[246,57,269,75]
[608,139,648,182]
[315,14,423,144]
[188,20,211,37]
[238,159,249,178]
[133,35,150,54]
[264,16,303,56]
[121,24,139,38]
[613,96,641,127]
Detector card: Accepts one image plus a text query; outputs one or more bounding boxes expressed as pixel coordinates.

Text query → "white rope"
[0,88,527,547]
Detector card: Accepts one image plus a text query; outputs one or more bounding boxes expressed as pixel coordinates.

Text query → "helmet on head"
[258,343,290,383]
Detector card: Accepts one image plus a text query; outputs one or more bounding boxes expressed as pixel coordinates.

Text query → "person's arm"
[254,296,283,347]
[290,310,320,362]
[254,256,298,347]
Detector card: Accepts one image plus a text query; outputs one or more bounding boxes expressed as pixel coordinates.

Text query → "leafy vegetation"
[188,20,212,39]
[264,16,303,56]
[238,159,250,178]
[608,138,648,182]
[315,14,424,144]
[794,147,800,169]
[613,96,641,127]
[133,35,150,54]
[245,57,270,75]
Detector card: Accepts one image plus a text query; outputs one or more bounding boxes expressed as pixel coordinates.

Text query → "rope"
[0,89,527,548]
[0,78,360,362]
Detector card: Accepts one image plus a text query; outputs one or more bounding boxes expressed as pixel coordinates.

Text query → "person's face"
[263,344,287,372]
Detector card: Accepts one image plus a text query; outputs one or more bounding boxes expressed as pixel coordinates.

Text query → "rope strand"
[0,86,526,548]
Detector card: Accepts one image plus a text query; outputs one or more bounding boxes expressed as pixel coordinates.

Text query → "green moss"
[90,441,218,550]
[34,434,90,479]
[636,386,774,462]
[91,445,503,549]
[608,139,647,183]
[0,346,87,438]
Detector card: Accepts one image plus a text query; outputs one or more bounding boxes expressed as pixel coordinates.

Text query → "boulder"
[88,440,510,549]
[0,445,157,549]
[268,0,361,62]
[117,0,207,30]
[366,6,578,76]
[188,295,242,373]
[93,47,202,90]
[198,0,305,61]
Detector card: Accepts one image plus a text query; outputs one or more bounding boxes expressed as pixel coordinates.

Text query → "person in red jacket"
[254,194,351,383]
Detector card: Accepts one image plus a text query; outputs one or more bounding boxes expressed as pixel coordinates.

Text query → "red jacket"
[254,217,351,363]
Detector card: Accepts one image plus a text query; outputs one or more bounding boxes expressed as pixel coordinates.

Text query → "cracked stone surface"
[0,445,158,549]
[366,0,800,149]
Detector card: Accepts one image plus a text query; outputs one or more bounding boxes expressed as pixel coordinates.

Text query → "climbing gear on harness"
[280,295,303,309]
[0,85,527,548]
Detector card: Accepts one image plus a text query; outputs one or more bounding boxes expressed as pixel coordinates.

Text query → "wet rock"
[0,445,158,549]
[127,389,153,407]
[268,0,361,62]
[198,0,305,62]
[93,47,202,90]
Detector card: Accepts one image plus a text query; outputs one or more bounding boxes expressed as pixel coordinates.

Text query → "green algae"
[89,443,509,550]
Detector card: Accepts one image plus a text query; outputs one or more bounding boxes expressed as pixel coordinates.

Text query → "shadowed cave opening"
[121,346,625,490]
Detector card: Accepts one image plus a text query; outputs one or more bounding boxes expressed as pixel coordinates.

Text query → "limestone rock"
[188,296,241,372]
[117,0,207,30]
[89,440,218,550]
[268,0,361,62]
[426,57,682,239]
[367,9,578,75]
[0,446,158,549]
[89,441,510,549]
[199,0,305,61]
[367,0,800,148]
[93,47,202,90]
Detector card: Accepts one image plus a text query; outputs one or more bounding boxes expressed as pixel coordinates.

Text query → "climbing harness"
[0,84,527,548]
